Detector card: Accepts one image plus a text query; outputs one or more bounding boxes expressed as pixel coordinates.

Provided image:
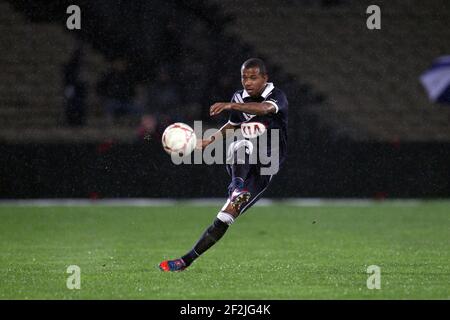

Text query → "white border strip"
[0,198,434,207]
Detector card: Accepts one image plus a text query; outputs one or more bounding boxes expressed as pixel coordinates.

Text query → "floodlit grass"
[0,202,449,299]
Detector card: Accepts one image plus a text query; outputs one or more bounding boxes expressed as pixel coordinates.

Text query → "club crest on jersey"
[241,122,266,139]
[242,112,256,121]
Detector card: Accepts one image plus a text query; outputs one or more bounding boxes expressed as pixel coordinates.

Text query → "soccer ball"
[162,122,197,157]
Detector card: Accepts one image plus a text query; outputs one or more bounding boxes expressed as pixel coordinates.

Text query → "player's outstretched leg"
[159,204,238,272]
[158,141,257,272]
[158,172,272,272]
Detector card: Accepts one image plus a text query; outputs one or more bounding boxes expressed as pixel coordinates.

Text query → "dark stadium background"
[1,0,449,200]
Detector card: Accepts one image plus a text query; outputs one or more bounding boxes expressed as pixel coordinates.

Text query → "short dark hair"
[241,58,267,75]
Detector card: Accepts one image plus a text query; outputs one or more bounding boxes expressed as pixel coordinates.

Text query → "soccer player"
[159,58,288,272]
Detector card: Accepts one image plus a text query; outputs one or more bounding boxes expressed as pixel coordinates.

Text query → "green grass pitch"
[0,201,449,299]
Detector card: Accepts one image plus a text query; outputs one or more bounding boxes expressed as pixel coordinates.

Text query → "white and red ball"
[162,122,197,157]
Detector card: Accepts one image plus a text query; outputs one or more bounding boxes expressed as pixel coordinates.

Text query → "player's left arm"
[210,102,276,116]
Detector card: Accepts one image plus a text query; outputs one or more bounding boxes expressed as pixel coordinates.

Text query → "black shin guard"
[181,218,229,266]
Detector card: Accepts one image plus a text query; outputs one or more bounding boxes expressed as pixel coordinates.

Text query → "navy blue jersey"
[228,82,288,168]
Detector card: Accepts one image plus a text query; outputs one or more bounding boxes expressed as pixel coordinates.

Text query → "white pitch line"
[0,198,436,207]
[281,198,423,207]
[0,198,275,207]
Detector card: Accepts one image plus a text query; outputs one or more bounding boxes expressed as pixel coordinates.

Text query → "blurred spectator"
[134,82,158,140]
[96,58,141,123]
[137,114,158,141]
[133,83,150,112]
[147,67,183,121]
[63,42,87,126]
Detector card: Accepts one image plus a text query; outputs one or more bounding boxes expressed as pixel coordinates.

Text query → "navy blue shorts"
[226,163,273,214]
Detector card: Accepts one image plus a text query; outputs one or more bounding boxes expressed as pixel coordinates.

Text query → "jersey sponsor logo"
[240,122,266,139]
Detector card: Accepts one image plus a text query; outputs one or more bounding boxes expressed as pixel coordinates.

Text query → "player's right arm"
[197,121,237,150]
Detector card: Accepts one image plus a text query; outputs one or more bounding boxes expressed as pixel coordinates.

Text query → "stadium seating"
[0,0,316,144]
[0,1,138,143]
[2,0,449,143]
[213,0,450,141]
